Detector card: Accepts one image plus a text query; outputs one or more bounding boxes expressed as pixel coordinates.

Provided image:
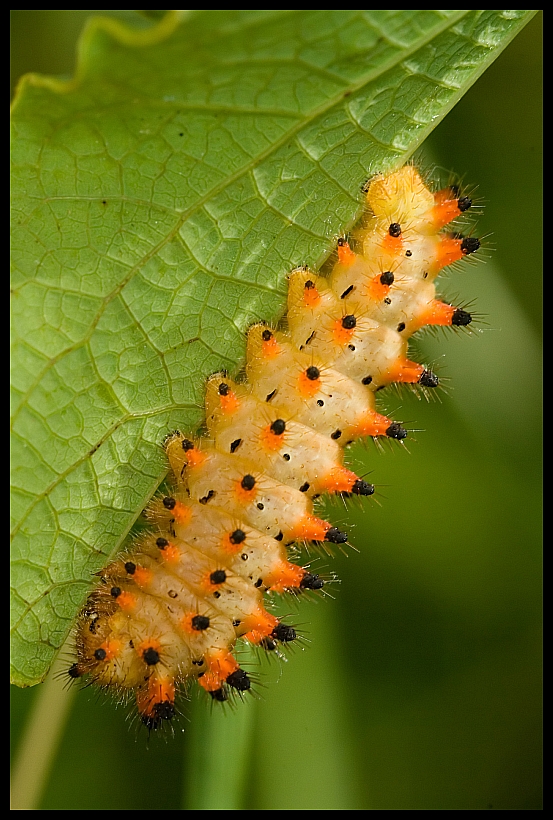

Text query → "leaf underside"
[10,9,535,686]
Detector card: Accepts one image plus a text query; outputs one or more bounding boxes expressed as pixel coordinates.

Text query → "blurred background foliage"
[11,10,541,811]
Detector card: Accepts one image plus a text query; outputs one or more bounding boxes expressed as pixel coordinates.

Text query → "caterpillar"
[68,165,480,731]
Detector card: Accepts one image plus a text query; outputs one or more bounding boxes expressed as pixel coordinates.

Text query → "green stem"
[181,648,257,810]
[10,655,76,810]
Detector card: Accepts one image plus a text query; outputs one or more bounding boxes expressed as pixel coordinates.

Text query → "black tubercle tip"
[419,369,439,388]
[260,638,277,651]
[300,572,325,590]
[460,236,480,255]
[351,479,375,496]
[452,308,472,327]
[325,526,348,544]
[143,647,160,666]
[386,423,407,440]
[226,668,251,691]
[272,623,297,642]
[241,474,256,491]
[163,496,176,510]
[68,663,82,679]
[141,701,176,729]
[388,222,402,237]
[209,688,228,702]
[457,196,472,212]
[181,438,195,451]
[191,615,210,631]
[270,418,286,435]
[380,270,394,286]
[210,569,227,585]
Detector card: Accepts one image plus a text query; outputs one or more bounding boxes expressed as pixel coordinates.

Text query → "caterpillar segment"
[70,166,480,729]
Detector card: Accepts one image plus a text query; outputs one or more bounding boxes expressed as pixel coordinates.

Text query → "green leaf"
[10,9,537,686]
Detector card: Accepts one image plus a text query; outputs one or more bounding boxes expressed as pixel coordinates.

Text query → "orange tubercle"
[416,299,456,328]
[97,639,123,662]
[261,332,281,359]
[185,447,208,470]
[158,542,181,564]
[198,649,239,691]
[429,188,472,230]
[433,235,466,270]
[263,561,305,593]
[288,514,331,543]
[133,567,154,587]
[332,317,356,346]
[171,500,192,526]
[235,474,257,504]
[221,529,247,554]
[336,238,356,265]
[430,195,462,230]
[365,272,393,301]
[382,232,403,256]
[385,357,425,385]
[259,421,286,452]
[219,388,240,414]
[302,280,322,307]
[297,366,321,398]
[357,410,397,438]
[181,612,211,635]
[137,675,175,718]
[241,607,279,644]
[320,465,361,494]
[115,590,137,612]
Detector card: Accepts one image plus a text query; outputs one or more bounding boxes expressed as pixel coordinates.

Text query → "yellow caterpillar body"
[69,165,479,730]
